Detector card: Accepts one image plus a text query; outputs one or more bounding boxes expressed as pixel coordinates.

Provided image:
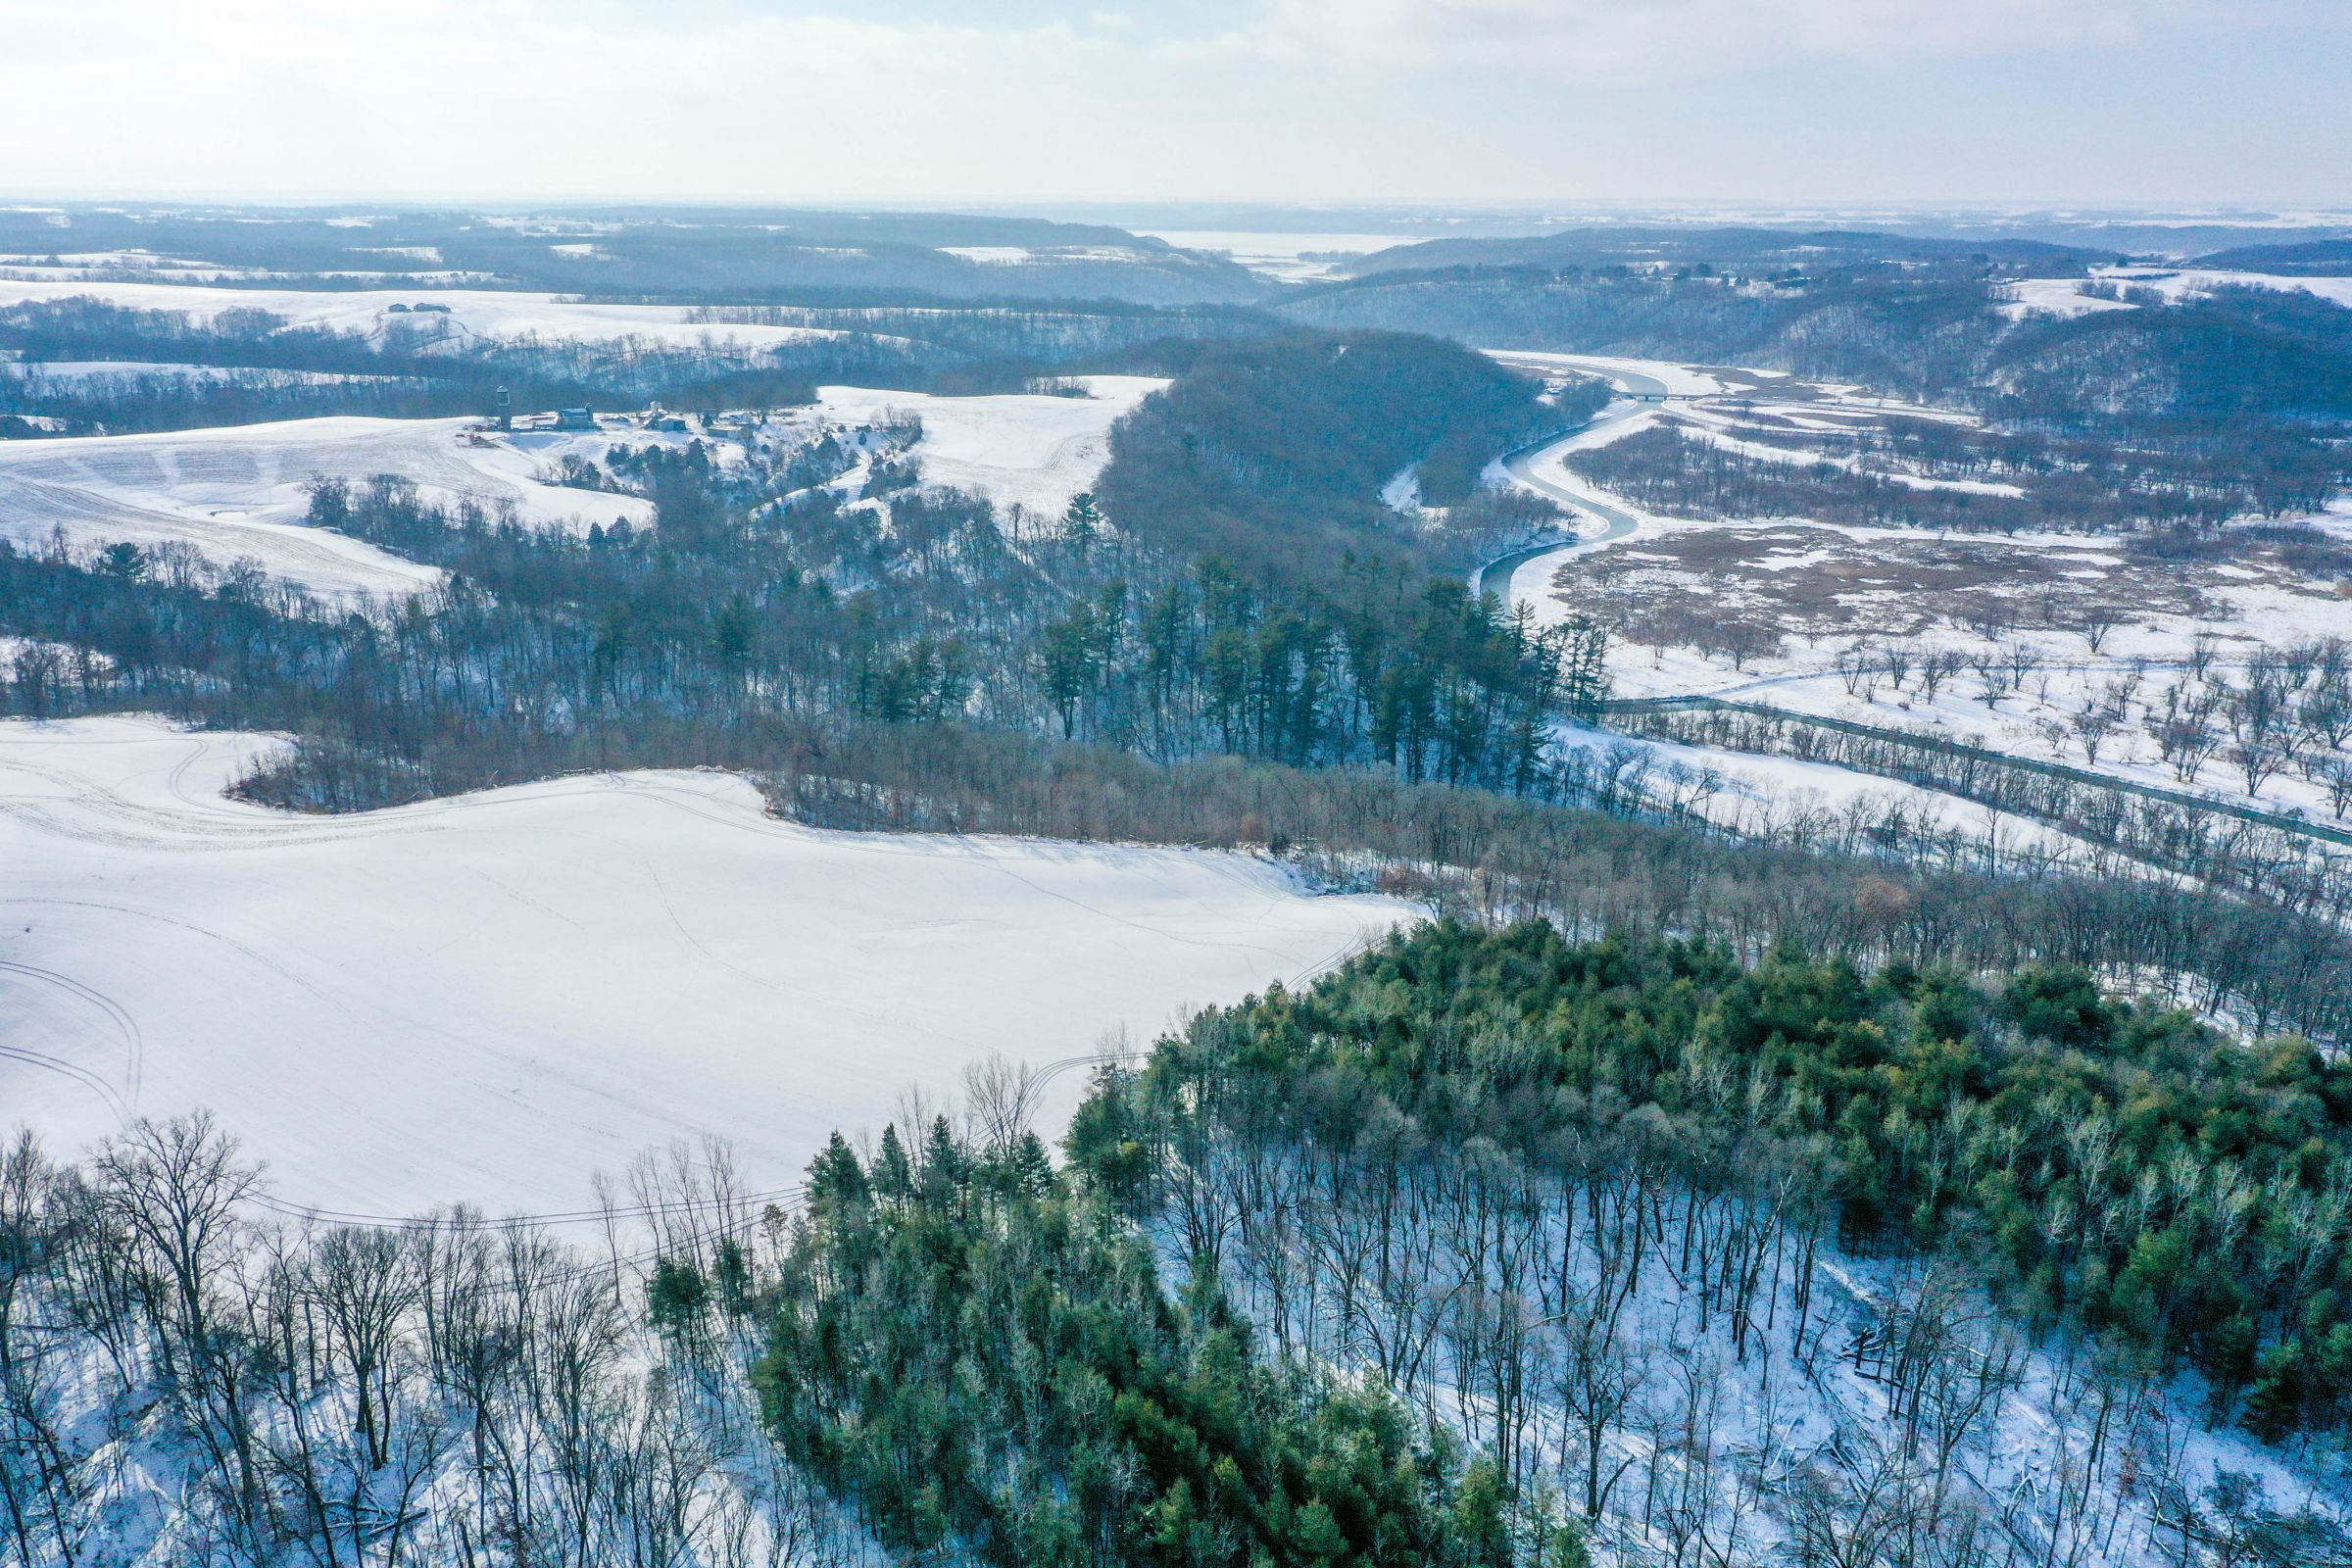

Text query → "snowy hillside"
[2004,267,2352,318]
[811,374,1164,517]
[0,277,848,353]
[0,379,1163,601]
[0,416,660,600]
[0,716,1413,1218]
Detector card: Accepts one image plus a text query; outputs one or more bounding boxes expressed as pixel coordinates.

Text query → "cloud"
[1217,0,2301,82]
[0,2,1106,199]
[0,0,2336,203]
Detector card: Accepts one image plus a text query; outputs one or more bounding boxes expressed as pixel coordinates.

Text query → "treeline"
[1629,701,2352,927]
[754,721,2352,1042]
[10,318,2352,1038]
[1284,265,2352,432]
[0,296,1234,437]
[0,435,1593,814]
[1280,268,2015,405]
[683,299,1269,370]
[24,469,2352,1038]
[0,365,469,435]
[0,293,1282,442]
[1062,920,2352,1559]
[1569,422,2331,534]
[12,492,2352,1044]
[22,485,2351,1045]
[0,205,1272,306]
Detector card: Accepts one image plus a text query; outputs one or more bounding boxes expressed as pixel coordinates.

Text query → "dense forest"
[1338,224,2106,278]
[1093,330,1592,575]
[755,1125,1512,1567]
[1081,922,2352,1430]
[1043,922,2352,1563]
[1566,420,2336,533]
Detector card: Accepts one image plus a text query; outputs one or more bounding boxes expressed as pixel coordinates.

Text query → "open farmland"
[0,715,1412,1217]
[807,374,1164,517]
[0,277,852,354]
[0,374,1164,600]
[0,416,652,600]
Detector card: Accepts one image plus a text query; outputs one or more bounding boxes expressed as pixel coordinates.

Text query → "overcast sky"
[1,0,2344,208]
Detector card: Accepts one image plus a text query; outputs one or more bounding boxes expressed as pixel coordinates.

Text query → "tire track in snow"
[0,958,140,1121]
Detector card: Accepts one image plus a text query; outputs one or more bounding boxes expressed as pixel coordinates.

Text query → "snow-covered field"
[808,374,1163,517]
[2004,266,2352,318]
[0,376,1163,600]
[0,716,1413,1219]
[0,277,847,353]
[0,416,657,600]
[1530,499,2352,821]
[939,244,1159,267]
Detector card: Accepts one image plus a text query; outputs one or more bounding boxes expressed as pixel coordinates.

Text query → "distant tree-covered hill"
[1345,223,2103,278]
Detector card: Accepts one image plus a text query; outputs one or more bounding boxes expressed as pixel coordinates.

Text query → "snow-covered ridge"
[0,416,655,601]
[0,377,1163,603]
[0,716,1414,1218]
[2002,267,2352,318]
[810,374,1165,518]
[0,277,848,351]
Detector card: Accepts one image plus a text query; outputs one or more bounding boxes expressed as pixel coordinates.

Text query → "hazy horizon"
[1,1,2344,209]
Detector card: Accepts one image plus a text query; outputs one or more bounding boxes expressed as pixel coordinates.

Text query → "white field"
[1529,511,2352,821]
[938,245,1158,267]
[2005,267,2352,318]
[1997,277,2141,318]
[0,379,1161,601]
[1527,495,2352,820]
[0,716,1414,1218]
[0,416,656,601]
[0,277,845,353]
[808,374,1164,517]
